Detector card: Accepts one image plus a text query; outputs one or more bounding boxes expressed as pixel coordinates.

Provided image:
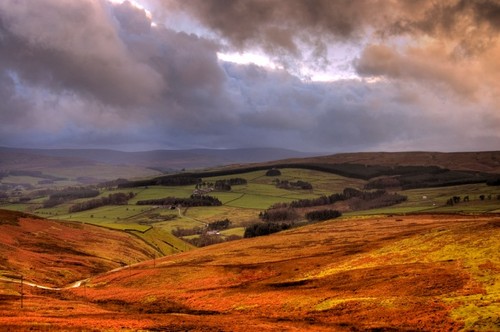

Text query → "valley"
[0,150,499,330]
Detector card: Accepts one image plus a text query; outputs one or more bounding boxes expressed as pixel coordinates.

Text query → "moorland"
[0,150,499,331]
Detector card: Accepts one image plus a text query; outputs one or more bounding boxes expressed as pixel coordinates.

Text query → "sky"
[1,0,499,153]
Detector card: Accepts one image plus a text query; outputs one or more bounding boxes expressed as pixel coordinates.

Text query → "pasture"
[1,167,499,252]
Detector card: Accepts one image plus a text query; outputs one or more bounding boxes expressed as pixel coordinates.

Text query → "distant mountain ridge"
[266,151,500,174]
[2,147,499,177]
[0,146,316,170]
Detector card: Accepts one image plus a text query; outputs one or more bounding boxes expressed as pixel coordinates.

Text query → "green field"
[2,167,499,257]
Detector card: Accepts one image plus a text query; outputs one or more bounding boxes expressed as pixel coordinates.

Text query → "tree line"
[244,222,292,238]
[305,209,342,221]
[195,178,248,192]
[118,175,200,188]
[69,192,135,213]
[43,187,100,208]
[268,188,407,210]
[446,194,500,206]
[274,179,313,190]
[246,187,407,238]
[183,233,242,247]
[365,170,496,190]
[136,195,222,207]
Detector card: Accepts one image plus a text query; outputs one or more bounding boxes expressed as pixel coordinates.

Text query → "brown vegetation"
[0,210,499,331]
[269,151,500,173]
[0,209,157,287]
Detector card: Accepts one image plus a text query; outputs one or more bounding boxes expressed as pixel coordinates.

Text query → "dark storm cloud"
[0,0,236,147]
[0,72,31,126]
[157,0,500,55]
[0,0,499,152]
[155,0,389,65]
[0,0,165,107]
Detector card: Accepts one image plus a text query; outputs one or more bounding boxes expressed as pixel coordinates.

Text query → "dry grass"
[1,212,498,330]
[0,210,157,287]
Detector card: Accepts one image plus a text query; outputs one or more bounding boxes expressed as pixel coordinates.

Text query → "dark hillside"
[265,151,500,174]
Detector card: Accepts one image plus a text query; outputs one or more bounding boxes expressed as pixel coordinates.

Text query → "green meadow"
[1,168,499,255]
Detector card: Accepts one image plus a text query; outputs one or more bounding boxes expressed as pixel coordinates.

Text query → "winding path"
[0,262,137,291]
[0,276,88,290]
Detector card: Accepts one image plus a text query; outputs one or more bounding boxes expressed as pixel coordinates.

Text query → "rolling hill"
[0,212,498,331]
[0,147,316,185]
[0,209,157,288]
[0,146,315,170]
[2,148,498,186]
[265,151,500,173]
[0,150,499,330]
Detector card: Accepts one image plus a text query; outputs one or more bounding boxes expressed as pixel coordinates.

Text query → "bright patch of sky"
[111,0,363,82]
[107,0,157,26]
[216,52,283,70]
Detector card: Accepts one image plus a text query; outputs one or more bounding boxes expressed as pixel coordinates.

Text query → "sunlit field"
[1,168,499,252]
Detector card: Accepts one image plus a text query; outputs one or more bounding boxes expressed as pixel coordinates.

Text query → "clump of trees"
[172,218,240,247]
[279,188,406,210]
[445,194,499,206]
[446,196,462,206]
[172,226,204,237]
[266,169,281,176]
[259,207,298,222]
[172,219,232,237]
[245,187,407,239]
[207,218,232,231]
[196,178,247,191]
[136,195,222,207]
[274,179,313,190]
[43,187,100,208]
[184,234,242,247]
[69,192,135,213]
[305,209,342,222]
[244,222,292,238]
[118,175,200,188]
[289,193,345,208]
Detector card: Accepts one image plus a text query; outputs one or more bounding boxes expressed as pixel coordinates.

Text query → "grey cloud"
[0,72,32,127]
[0,0,498,153]
[113,1,152,34]
[0,0,165,107]
[154,0,391,66]
[354,44,479,97]
[158,0,500,55]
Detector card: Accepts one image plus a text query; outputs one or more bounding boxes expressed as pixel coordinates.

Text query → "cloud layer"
[0,0,499,152]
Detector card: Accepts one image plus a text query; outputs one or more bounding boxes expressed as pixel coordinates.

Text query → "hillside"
[0,213,498,331]
[0,147,315,185]
[0,146,314,171]
[267,151,500,174]
[0,209,157,288]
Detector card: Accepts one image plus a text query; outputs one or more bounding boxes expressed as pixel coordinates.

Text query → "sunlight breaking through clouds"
[0,0,499,152]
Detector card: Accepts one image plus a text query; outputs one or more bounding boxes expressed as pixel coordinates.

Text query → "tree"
[305,209,342,222]
[265,169,281,176]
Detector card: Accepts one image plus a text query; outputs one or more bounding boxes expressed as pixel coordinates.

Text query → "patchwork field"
[1,154,499,331]
[0,213,498,331]
[2,167,499,254]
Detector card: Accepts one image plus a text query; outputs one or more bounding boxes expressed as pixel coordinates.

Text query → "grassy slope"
[0,213,497,331]
[264,151,500,173]
[0,209,157,288]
